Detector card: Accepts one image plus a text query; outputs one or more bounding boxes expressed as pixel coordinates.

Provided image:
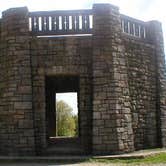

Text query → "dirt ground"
[1,163,166,166]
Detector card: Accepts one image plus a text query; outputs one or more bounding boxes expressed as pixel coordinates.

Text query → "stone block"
[14,102,32,110]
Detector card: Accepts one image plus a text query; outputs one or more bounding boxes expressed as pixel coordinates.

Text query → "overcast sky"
[0,0,165,113]
[56,93,78,115]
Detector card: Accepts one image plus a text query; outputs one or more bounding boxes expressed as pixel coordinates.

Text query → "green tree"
[73,115,78,136]
[56,100,78,137]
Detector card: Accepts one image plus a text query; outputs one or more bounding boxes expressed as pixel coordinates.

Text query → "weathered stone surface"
[0,3,165,156]
[92,3,134,154]
[0,7,35,156]
[14,102,32,110]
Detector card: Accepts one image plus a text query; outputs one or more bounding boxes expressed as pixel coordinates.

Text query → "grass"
[88,153,166,165]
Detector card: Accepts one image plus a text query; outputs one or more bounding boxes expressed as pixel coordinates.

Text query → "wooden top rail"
[120,14,147,39]
[29,9,148,40]
[29,9,93,36]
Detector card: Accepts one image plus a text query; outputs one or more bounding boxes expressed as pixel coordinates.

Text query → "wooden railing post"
[29,10,93,36]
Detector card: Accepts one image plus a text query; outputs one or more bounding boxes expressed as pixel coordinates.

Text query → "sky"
[56,93,78,115]
[0,0,165,112]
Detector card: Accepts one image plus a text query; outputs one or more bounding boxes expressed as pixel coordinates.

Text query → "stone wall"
[123,36,157,149]
[146,21,166,148]
[92,4,134,154]
[0,4,165,156]
[30,36,93,154]
[0,7,35,155]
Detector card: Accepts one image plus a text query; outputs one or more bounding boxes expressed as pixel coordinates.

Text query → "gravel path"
[1,163,166,166]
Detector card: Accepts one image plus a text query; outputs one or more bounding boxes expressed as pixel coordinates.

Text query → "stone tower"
[0,4,165,156]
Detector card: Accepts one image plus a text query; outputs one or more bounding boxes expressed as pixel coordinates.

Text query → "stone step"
[49,140,81,146]
[45,137,87,155]
[45,146,85,156]
[48,137,80,145]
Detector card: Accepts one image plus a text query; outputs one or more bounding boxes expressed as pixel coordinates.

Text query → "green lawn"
[89,153,166,165]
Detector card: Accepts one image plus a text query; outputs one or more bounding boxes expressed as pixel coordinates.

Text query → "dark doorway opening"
[45,75,92,155]
[45,76,86,155]
[45,76,79,140]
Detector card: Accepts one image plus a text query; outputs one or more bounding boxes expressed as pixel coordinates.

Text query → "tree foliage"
[56,100,78,137]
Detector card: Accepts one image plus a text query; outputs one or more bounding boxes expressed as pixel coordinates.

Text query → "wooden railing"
[29,10,147,40]
[120,14,147,39]
[29,10,93,35]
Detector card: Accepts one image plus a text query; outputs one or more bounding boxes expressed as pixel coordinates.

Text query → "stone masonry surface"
[0,3,165,156]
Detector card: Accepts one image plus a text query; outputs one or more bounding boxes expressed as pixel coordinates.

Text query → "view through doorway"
[55,92,78,138]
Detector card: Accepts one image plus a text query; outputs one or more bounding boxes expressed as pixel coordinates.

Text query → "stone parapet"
[0,4,165,156]
[92,4,134,154]
[0,7,35,155]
